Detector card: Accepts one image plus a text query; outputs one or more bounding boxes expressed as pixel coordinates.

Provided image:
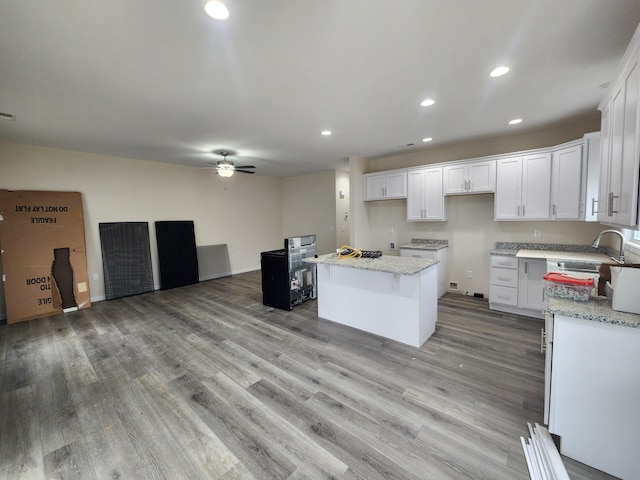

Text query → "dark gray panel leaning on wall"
[99,222,154,300]
[155,220,199,290]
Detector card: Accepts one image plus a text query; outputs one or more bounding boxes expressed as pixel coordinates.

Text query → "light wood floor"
[0,271,618,479]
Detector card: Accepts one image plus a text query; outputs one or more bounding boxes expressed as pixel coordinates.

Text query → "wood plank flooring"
[0,271,619,479]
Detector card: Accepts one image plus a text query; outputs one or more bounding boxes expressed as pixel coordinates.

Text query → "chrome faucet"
[591,229,626,263]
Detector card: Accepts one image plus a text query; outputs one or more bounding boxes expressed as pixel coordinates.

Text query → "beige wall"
[335,170,350,249]
[355,114,606,296]
[281,170,336,255]
[368,112,601,173]
[0,141,283,305]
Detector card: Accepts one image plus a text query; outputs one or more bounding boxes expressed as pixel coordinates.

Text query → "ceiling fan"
[208,150,256,177]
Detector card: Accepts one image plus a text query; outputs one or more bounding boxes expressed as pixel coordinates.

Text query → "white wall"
[0,141,283,305]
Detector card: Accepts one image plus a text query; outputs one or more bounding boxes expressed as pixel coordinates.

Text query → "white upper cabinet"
[407,167,446,221]
[551,144,584,220]
[443,160,496,195]
[495,153,552,220]
[597,25,640,227]
[363,171,407,201]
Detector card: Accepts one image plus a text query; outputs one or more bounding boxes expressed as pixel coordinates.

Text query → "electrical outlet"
[389,241,395,251]
[93,273,99,281]
[466,270,473,279]
[534,229,541,237]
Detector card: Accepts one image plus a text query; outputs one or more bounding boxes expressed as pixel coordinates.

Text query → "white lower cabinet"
[548,314,640,479]
[489,255,546,319]
[489,254,519,307]
[517,258,547,312]
[399,247,448,297]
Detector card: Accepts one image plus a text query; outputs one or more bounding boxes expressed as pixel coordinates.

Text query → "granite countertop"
[305,253,437,275]
[490,242,609,260]
[516,249,610,263]
[490,249,519,256]
[399,239,449,251]
[547,296,640,328]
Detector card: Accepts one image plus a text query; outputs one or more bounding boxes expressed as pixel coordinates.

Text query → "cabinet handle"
[469,181,473,191]
[522,204,526,217]
[608,192,619,215]
[517,205,521,216]
[497,295,511,300]
[591,198,598,215]
[497,276,511,281]
[462,182,466,191]
[552,204,557,216]
[541,329,547,353]
[524,262,528,274]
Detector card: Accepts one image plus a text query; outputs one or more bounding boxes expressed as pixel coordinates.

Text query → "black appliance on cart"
[260,234,317,310]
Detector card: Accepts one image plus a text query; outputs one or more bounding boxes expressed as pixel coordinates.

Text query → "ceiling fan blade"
[234,165,256,169]
[236,170,255,174]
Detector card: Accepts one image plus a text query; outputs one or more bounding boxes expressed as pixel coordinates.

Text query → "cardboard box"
[0,190,91,323]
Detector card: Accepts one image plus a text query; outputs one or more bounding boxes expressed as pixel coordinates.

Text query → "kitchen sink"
[555,261,600,273]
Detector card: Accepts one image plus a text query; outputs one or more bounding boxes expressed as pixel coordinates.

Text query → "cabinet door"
[618,60,640,226]
[468,160,496,193]
[551,145,584,220]
[443,164,467,195]
[364,174,385,200]
[495,157,522,220]
[583,132,601,222]
[522,153,551,220]
[407,170,425,220]
[423,167,445,220]
[598,101,613,222]
[384,172,407,199]
[518,258,547,311]
[602,59,640,226]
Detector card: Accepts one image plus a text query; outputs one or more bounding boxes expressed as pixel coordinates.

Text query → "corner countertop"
[305,253,437,275]
[516,249,610,263]
[399,239,449,251]
[547,296,640,328]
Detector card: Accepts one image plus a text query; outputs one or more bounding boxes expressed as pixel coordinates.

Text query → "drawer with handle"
[489,285,518,306]
[491,255,519,269]
[490,267,519,287]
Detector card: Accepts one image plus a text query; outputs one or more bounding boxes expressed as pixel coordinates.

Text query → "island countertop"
[305,253,437,275]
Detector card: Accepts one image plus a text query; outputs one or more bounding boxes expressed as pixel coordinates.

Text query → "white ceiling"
[1,1,639,177]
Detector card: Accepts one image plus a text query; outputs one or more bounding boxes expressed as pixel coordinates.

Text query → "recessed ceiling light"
[490,66,510,77]
[321,130,332,136]
[508,118,523,125]
[420,98,435,107]
[204,1,229,20]
[422,137,433,143]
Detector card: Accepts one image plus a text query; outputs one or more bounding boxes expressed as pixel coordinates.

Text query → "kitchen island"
[305,253,438,347]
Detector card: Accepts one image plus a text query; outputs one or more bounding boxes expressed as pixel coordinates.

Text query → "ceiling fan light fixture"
[204,0,230,20]
[218,167,234,177]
